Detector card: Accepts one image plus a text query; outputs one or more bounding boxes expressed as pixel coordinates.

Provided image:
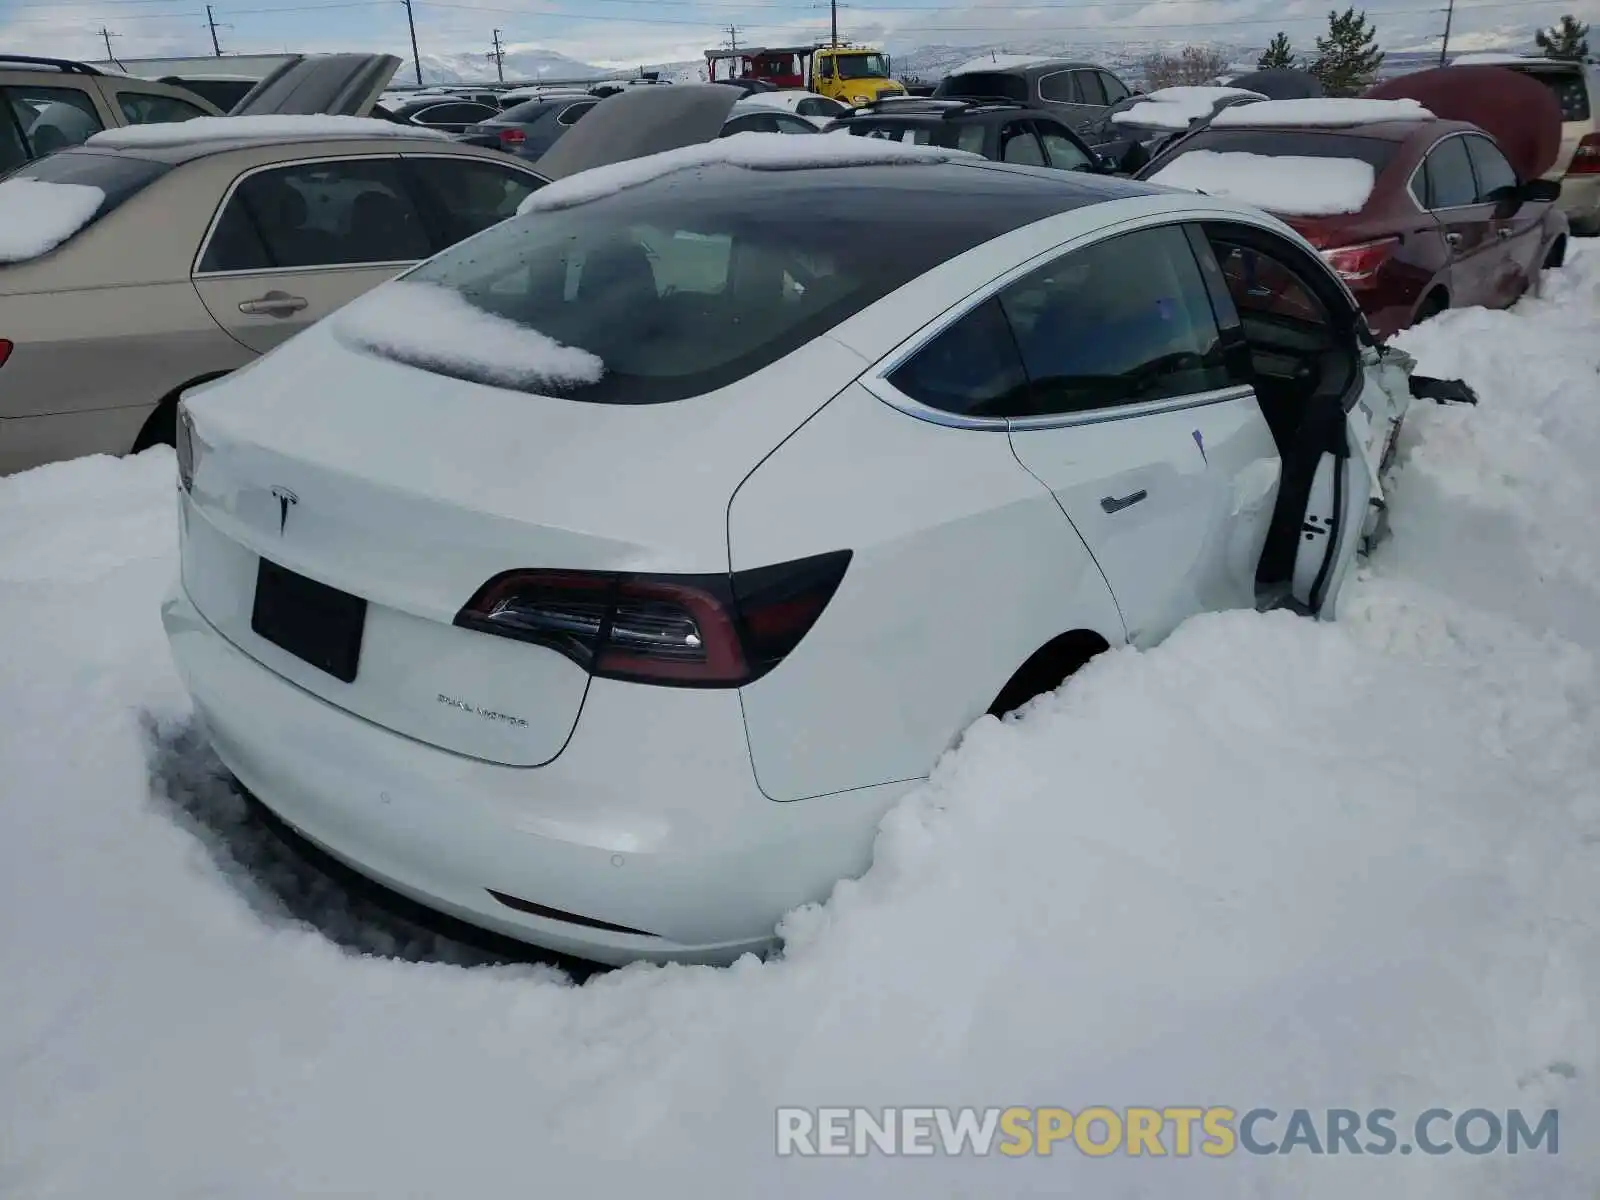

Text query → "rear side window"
[887,299,1027,417]
[1100,72,1131,104]
[942,72,1029,103]
[390,165,1033,403]
[201,158,431,272]
[797,96,846,118]
[998,224,1229,415]
[116,91,208,125]
[4,85,104,159]
[557,101,595,126]
[1038,71,1079,104]
[1076,71,1108,106]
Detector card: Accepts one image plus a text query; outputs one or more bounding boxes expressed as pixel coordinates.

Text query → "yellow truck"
[704,44,907,107]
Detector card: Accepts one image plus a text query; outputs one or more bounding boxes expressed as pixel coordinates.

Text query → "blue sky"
[1,0,1592,72]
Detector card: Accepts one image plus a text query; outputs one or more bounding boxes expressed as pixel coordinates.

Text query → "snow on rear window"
[1211,97,1435,127]
[516,129,958,215]
[335,280,605,391]
[0,178,105,263]
[86,114,450,149]
[1149,149,1377,215]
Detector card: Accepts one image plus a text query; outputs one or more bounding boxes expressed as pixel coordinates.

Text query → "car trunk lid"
[177,318,860,765]
[230,53,400,118]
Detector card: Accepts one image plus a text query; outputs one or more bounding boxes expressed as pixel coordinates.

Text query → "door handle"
[1496,226,1513,239]
[1444,231,1463,247]
[238,291,309,317]
[1100,488,1148,514]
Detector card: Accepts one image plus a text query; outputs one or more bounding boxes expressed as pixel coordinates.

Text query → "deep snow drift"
[2,254,1599,1197]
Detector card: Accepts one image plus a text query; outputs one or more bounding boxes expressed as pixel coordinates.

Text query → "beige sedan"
[0,119,549,474]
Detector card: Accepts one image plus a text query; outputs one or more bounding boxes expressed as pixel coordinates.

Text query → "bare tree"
[1138,44,1231,89]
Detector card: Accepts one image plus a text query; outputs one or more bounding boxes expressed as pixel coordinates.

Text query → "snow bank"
[0,177,105,263]
[86,114,450,149]
[335,280,604,389]
[1212,97,1435,127]
[1149,148,1377,214]
[2,256,1600,1195]
[517,129,959,214]
[1112,86,1265,130]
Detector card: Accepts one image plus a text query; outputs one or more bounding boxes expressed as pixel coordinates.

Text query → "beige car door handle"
[1496,226,1514,239]
[238,291,309,317]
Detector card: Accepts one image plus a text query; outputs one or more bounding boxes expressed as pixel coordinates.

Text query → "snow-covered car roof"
[732,89,842,113]
[85,114,451,150]
[1210,97,1435,128]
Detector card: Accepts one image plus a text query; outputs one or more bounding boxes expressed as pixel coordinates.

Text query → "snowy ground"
[3,253,1599,1197]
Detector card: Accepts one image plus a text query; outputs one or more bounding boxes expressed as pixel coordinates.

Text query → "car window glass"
[408,157,542,248]
[1001,124,1046,166]
[557,101,594,126]
[999,224,1230,415]
[415,103,495,124]
[797,96,844,117]
[5,85,104,158]
[1037,124,1092,170]
[1037,71,1078,104]
[1527,70,1590,121]
[956,123,986,155]
[201,158,431,272]
[723,113,776,135]
[1100,72,1131,104]
[887,299,1028,416]
[1075,70,1107,106]
[1464,135,1517,201]
[0,103,28,173]
[1424,135,1476,208]
[1211,240,1329,325]
[774,114,815,134]
[116,91,208,125]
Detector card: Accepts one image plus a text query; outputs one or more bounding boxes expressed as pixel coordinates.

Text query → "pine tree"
[1310,8,1385,96]
[1258,32,1297,69]
[1535,14,1590,60]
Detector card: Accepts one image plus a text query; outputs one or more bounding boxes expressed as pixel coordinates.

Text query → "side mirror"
[1520,177,1563,204]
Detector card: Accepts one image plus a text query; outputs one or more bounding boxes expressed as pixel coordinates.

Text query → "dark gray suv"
[933,60,1135,140]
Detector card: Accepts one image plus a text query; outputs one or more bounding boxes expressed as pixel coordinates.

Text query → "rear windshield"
[939,72,1030,103]
[2,148,170,218]
[1146,128,1400,176]
[389,163,1058,403]
[1515,68,1591,122]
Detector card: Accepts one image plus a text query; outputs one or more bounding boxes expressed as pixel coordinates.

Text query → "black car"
[376,96,502,134]
[458,94,599,161]
[1086,88,1267,174]
[825,98,1115,174]
[932,59,1135,140]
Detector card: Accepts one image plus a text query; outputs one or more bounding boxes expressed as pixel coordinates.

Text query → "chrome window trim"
[859,213,1266,433]
[556,101,594,126]
[1036,69,1078,105]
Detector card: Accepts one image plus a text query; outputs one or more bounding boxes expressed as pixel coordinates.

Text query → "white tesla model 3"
[163,130,1415,965]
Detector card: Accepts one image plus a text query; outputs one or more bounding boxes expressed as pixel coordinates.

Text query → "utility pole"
[488,28,505,82]
[99,26,117,61]
[1438,0,1456,65]
[725,23,739,51]
[401,0,422,85]
[206,4,223,56]
[830,0,838,47]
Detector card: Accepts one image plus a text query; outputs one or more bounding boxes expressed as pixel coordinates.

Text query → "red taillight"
[1319,237,1398,286]
[0,339,12,369]
[498,127,525,147]
[1566,133,1600,176]
[454,551,852,687]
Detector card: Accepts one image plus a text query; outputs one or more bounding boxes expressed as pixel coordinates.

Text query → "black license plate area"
[250,558,366,683]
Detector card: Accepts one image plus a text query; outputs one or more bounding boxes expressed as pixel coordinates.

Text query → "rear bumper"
[162,584,912,965]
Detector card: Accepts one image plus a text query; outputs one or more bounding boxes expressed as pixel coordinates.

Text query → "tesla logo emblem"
[270,486,298,534]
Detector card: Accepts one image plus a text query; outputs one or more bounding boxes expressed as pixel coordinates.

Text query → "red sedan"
[1136,92,1566,338]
